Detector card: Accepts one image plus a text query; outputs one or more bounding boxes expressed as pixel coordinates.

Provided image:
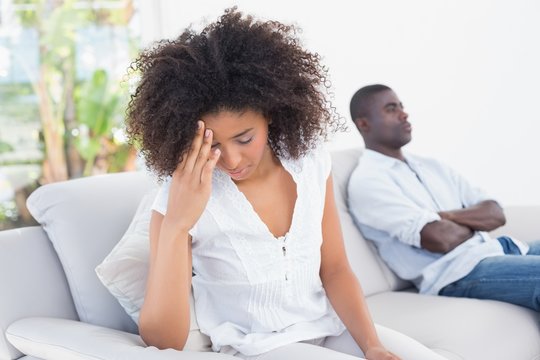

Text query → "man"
[347,84,540,311]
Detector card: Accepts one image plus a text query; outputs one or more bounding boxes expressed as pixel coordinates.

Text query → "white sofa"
[1,148,539,360]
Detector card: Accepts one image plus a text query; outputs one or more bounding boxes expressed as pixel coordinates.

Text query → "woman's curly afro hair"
[126,7,344,179]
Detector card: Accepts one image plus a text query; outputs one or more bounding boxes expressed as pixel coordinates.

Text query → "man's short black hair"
[349,84,391,122]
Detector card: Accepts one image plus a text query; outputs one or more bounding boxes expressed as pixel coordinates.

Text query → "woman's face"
[201,109,271,182]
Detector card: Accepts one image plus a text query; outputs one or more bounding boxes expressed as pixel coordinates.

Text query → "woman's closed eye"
[211,136,253,148]
[238,136,253,145]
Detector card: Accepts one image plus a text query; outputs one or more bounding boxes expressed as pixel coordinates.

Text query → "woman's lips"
[228,167,247,179]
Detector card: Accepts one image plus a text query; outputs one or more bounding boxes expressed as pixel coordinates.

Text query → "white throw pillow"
[26,171,156,334]
[95,190,211,351]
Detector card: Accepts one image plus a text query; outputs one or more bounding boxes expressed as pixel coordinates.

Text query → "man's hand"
[438,200,505,232]
[420,200,505,254]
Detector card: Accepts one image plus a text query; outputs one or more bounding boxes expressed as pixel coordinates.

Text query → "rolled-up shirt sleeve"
[348,174,441,248]
[150,176,199,238]
[151,176,171,215]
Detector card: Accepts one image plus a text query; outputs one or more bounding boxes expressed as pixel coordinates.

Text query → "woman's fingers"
[193,127,214,176]
[173,121,217,186]
[182,121,205,172]
[201,148,220,185]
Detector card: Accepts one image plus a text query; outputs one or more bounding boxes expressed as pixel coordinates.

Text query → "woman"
[126,8,444,360]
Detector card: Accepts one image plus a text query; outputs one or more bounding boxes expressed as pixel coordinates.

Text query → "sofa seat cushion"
[367,291,540,360]
[6,317,231,360]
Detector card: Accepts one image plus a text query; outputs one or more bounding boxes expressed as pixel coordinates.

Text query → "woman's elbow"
[138,312,189,351]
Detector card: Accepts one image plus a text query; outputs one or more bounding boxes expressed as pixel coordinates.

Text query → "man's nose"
[399,109,409,121]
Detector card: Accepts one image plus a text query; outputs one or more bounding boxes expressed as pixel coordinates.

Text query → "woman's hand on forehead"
[164,121,221,232]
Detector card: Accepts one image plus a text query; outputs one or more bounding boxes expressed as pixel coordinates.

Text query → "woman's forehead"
[201,109,267,134]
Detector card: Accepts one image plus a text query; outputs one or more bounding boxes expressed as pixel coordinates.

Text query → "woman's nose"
[219,148,241,170]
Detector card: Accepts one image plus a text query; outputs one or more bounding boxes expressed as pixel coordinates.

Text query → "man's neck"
[366,144,405,161]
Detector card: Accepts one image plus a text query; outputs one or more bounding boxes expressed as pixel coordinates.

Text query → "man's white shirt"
[347,149,528,295]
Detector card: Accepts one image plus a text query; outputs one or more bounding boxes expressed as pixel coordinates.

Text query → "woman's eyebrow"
[229,128,253,139]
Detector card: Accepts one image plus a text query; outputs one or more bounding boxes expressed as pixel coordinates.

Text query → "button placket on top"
[279,234,295,303]
[277,234,288,281]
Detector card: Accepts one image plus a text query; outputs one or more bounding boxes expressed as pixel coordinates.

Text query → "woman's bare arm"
[138,121,220,350]
[320,174,400,360]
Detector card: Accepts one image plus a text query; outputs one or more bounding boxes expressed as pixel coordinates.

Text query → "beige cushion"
[367,291,540,360]
[95,190,211,352]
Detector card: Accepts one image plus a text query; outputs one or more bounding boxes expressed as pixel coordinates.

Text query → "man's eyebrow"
[384,102,403,109]
[229,128,253,139]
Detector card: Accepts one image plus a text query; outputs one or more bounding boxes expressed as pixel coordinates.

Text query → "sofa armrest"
[0,226,78,360]
[490,205,540,242]
[6,317,235,360]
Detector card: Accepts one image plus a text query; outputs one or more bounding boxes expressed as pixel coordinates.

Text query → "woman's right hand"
[365,346,401,360]
[140,124,217,350]
[164,121,220,232]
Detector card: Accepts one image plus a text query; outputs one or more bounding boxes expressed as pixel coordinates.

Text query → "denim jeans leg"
[496,236,522,254]
[526,240,540,255]
[439,254,540,311]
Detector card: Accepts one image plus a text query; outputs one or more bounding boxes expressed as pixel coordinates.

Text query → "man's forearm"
[420,220,474,253]
[438,200,506,232]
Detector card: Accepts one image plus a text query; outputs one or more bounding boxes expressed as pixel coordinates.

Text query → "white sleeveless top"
[151,146,345,356]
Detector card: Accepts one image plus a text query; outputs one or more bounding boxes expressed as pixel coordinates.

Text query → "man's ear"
[353,117,370,134]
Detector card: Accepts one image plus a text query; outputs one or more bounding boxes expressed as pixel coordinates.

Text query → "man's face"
[366,89,411,149]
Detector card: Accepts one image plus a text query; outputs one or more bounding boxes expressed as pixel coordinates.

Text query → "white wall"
[140,0,540,206]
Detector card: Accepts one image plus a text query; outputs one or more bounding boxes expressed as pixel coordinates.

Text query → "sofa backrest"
[330,147,411,295]
[26,171,158,335]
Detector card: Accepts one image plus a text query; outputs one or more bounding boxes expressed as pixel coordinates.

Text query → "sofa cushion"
[330,148,411,294]
[95,190,212,351]
[367,291,540,360]
[6,317,233,360]
[95,190,158,324]
[26,171,157,334]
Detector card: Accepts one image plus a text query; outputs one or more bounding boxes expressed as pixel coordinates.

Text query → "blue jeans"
[439,236,540,311]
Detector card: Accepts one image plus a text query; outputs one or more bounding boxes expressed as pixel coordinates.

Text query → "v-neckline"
[221,156,300,241]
